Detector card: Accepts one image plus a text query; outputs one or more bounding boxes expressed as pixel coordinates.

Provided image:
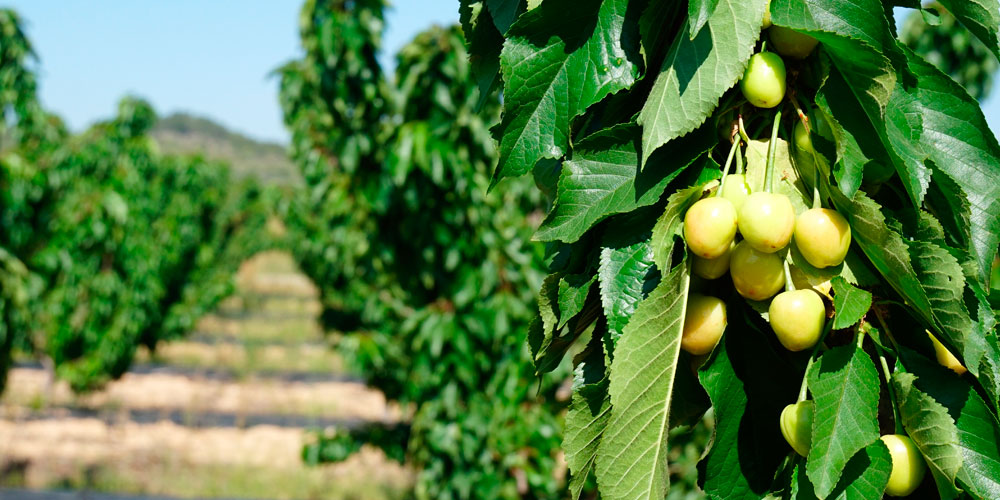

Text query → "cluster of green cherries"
[678,11,938,497]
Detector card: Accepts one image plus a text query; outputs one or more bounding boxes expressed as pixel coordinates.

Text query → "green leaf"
[791,441,892,500]
[460,1,505,108]
[935,0,1000,60]
[830,276,872,330]
[901,47,1000,287]
[805,342,881,498]
[770,0,899,117]
[893,371,963,497]
[558,272,598,329]
[535,124,713,243]
[494,0,639,182]
[901,351,1000,499]
[485,0,523,33]
[598,236,654,342]
[638,0,767,163]
[699,306,799,499]
[687,0,720,38]
[566,333,611,500]
[594,259,689,500]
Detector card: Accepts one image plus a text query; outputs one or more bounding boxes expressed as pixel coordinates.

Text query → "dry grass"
[0,418,410,499]
[3,368,399,421]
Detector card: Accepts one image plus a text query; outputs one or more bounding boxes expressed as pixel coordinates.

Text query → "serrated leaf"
[699,306,799,499]
[558,272,598,329]
[594,259,689,500]
[687,0,720,38]
[792,441,892,500]
[935,0,1000,60]
[460,0,505,109]
[485,0,523,33]
[599,237,654,342]
[901,351,1000,499]
[805,343,881,498]
[566,378,611,499]
[830,276,872,330]
[566,334,611,500]
[901,47,1000,287]
[770,0,900,116]
[494,0,639,182]
[893,371,963,497]
[536,124,714,243]
[638,0,767,163]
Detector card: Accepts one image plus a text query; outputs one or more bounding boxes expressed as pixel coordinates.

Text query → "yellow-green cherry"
[881,434,927,497]
[769,26,819,59]
[793,120,813,153]
[682,294,727,355]
[730,241,785,300]
[684,197,738,259]
[780,401,813,457]
[739,192,795,253]
[740,52,786,109]
[720,174,752,212]
[928,331,967,375]
[769,289,825,351]
[794,208,851,268]
[693,242,733,280]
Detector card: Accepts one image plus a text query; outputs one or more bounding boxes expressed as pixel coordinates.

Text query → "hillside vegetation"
[152,113,299,185]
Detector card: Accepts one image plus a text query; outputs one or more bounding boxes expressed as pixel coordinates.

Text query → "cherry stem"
[738,114,751,145]
[765,109,782,193]
[797,320,834,402]
[872,306,902,353]
[717,138,741,198]
[871,329,905,434]
[782,254,795,293]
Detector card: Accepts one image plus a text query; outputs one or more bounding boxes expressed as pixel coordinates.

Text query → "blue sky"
[3,2,1000,143]
[0,0,460,143]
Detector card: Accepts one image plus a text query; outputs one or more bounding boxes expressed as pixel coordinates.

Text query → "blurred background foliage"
[0,8,279,393]
[901,2,1000,101]
[277,1,568,498]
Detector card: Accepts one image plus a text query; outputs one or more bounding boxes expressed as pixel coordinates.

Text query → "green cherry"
[769,289,825,352]
[684,197,738,259]
[780,401,813,457]
[881,434,927,497]
[740,52,786,109]
[730,240,785,301]
[738,192,795,253]
[682,294,727,355]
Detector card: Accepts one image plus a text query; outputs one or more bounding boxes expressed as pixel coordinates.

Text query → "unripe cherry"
[881,434,927,497]
[740,52,786,109]
[780,401,813,457]
[684,197,738,259]
[769,26,819,59]
[769,289,825,351]
[793,120,813,154]
[693,242,733,280]
[927,331,967,375]
[682,294,727,355]
[730,240,785,300]
[794,208,851,268]
[720,174,751,212]
[739,192,795,253]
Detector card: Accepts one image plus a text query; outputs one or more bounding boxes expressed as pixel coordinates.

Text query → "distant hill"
[152,113,300,185]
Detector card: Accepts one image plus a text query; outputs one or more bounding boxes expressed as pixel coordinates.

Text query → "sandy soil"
[2,368,399,421]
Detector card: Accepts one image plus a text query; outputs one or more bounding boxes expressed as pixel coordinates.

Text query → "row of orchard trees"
[0,10,274,393]
[277,1,569,498]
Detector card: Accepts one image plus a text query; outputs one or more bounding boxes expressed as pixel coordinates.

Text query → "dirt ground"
[0,251,412,499]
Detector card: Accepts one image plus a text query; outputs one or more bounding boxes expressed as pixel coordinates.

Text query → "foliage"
[465,0,1000,498]
[279,2,566,498]
[901,2,1000,101]
[0,9,274,393]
